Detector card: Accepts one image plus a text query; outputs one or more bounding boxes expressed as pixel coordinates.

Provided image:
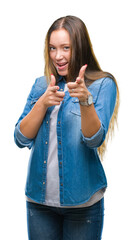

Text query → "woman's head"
[48,28,71,78]
[44,15,101,82]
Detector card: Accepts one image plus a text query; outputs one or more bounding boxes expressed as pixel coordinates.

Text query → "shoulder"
[34,76,48,89]
[88,77,117,103]
[89,76,116,89]
[29,76,48,99]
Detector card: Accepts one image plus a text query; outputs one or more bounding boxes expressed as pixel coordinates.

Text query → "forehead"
[49,29,70,45]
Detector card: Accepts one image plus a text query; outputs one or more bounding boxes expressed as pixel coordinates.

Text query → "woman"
[14,15,119,240]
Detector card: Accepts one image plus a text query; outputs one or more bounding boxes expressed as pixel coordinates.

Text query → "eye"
[49,46,56,51]
[64,46,70,50]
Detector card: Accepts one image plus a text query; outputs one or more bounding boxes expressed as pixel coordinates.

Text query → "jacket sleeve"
[14,79,38,149]
[81,77,117,148]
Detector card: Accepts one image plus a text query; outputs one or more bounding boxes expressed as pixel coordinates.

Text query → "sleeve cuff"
[14,122,34,149]
[81,123,105,148]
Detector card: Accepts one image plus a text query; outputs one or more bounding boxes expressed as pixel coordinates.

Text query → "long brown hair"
[44,15,120,160]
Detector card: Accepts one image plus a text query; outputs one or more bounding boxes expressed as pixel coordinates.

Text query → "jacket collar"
[57,75,66,83]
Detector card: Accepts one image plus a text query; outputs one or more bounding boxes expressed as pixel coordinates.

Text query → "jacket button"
[45,141,48,144]
[58,121,61,124]
[44,161,46,164]
[61,183,63,186]
[59,141,61,144]
[46,121,48,124]
[43,182,45,185]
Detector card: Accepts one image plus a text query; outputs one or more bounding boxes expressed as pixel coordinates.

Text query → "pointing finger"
[50,86,59,92]
[67,82,78,89]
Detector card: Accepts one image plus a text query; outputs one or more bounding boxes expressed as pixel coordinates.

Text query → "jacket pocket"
[69,92,97,116]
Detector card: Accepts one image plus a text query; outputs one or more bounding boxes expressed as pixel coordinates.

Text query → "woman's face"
[49,28,71,77]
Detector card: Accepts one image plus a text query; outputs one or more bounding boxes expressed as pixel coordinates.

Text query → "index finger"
[67,82,78,89]
[49,85,59,92]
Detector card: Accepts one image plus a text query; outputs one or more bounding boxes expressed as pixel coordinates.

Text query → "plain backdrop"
[0,0,133,239]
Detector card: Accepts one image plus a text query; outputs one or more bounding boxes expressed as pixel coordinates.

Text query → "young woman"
[14,15,119,240]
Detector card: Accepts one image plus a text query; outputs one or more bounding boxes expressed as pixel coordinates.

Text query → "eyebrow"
[49,43,70,46]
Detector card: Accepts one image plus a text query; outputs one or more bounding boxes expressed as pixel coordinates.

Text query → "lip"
[56,62,68,71]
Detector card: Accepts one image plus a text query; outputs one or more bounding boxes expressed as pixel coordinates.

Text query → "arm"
[79,102,101,138]
[14,75,65,147]
[20,98,48,139]
[67,65,117,148]
[67,65,101,138]
[20,75,65,139]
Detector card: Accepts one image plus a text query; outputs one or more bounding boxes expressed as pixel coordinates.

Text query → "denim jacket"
[14,75,116,206]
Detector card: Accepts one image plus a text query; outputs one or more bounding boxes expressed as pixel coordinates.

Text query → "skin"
[20,28,101,139]
[49,28,71,78]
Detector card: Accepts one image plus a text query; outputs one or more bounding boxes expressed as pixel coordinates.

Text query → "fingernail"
[51,74,53,76]
[85,64,88,67]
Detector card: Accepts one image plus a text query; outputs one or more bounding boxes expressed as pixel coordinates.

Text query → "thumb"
[49,74,56,86]
[78,64,87,80]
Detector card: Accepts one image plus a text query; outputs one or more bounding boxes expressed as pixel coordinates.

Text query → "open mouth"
[56,62,68,70]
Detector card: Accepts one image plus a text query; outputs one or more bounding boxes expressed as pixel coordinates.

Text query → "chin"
[57,70,68,76]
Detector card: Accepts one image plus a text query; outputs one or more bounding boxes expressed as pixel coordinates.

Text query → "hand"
[67,65,90,102]
[40,74,65,107]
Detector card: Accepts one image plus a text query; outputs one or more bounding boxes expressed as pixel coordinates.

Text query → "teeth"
[57,63,67,66]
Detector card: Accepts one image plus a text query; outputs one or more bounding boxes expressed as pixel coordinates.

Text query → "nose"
[55,49,63,60]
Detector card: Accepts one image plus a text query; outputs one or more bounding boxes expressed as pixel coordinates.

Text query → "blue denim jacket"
[14,76,116,206]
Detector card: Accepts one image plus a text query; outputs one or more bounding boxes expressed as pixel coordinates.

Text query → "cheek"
[67,52,71,61]
[49,52,55,61]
